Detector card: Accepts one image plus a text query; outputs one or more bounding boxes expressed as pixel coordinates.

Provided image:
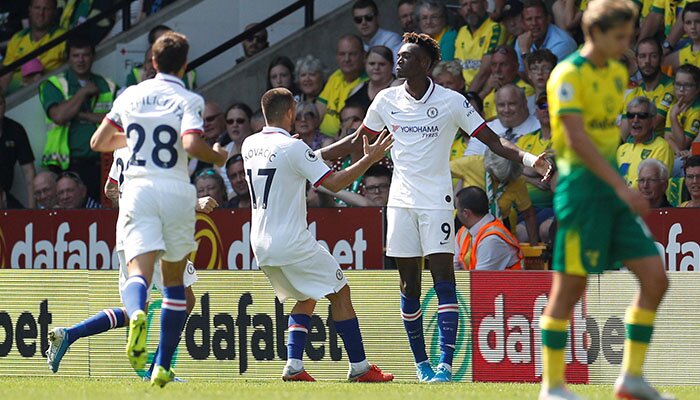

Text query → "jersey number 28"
[126,123,178,168]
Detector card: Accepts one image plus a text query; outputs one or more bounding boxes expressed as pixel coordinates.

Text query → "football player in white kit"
[90,32,227,387]
[243,88,394,382]
[45,146,217,380]
[319,32,552,382]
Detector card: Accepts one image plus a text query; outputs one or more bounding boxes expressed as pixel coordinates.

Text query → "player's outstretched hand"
[196,196,219,213]
[212,143,229,167]
[617,186,650,216]
[362,130,393,163]
[534,152,553,182]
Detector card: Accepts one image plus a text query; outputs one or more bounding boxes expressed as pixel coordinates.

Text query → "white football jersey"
[108,146,131,188]
[363,79,486,209]
[106,73,204,182]
[242,127,332,267]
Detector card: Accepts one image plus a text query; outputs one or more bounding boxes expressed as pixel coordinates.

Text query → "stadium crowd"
[1,0,700,267]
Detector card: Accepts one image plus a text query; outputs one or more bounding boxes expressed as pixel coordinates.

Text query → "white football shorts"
[260,246,348,302]
[117,178,197,263]
[386,206,455,257]
[118,250,198,302]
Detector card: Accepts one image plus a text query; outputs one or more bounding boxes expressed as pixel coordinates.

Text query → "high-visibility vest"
[41,73,116,169]
[456,218,524,270]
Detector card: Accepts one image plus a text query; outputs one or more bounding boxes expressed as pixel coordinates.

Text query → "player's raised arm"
[320,131,393,193]
[474,126,552,180]
[182,133,228,167]
[90,117,127,152]
[317,124,376,161]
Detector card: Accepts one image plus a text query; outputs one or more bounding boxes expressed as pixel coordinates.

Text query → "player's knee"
[401,284,422,299]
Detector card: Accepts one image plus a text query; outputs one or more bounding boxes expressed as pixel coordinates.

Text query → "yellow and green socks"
[540,315,568,389]
[622,306,656,377]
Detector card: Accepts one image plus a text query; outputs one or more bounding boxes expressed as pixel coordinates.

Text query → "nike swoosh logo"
[440,240,449,245]
[390,111,400,115]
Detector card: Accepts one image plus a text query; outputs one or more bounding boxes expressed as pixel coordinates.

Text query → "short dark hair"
[456,186,489,216]
[352,0,378,15]
[266,56,296,90]
[635,37,662,57]
[525,49,557,68]
[402,32,441,68]
[677,63,700,86]
[398,0,416,8]
[148,24,172,45]
[152,31,189,75]
[683,2,700,20]
[368,45,394,64]
[685,155,700,175]
[493,45,518,64]
[66,34,94,55]
[225,153,244,170]
[261,88,295,124]
[522,0,548,16]
[364,164,392,181]
[225,102,253,120]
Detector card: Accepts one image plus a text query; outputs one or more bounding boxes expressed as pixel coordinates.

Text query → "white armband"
[523,152,538,168]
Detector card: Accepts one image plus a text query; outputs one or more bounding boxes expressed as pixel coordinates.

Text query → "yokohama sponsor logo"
[470,271,589,383]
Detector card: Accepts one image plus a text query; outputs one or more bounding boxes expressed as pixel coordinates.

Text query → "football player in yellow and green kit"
[540,1,675,399]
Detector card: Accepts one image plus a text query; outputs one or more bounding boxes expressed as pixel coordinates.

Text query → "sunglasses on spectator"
[196,168,219,178]
[626,112,651,120]
[246,34,267,43]
[536,102,548,111]
[204,113,221,123]
[226,117,247,124]
[296,111,317,120]
[365,183,390,193]
[353,14,375,24]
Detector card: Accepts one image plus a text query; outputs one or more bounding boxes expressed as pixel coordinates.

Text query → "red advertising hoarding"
[0,208,384,270]
[470,271,589,383]
[644,209,700,272]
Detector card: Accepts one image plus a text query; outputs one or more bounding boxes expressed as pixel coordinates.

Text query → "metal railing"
[0,0,133,77]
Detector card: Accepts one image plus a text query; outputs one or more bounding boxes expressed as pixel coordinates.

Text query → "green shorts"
[552,194,659,276]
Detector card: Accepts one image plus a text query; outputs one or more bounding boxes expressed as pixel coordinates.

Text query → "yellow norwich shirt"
[664,97,700,141]
[548,51,628,198]
[617,135,675,187]
[482,77,535,120]
[3,27,67,92]
[454,17,505,88]
[318,69,366,137]
[622,74,675,121]
[516,129,553,207]
[678,43,700,67]
[650,0,682,36]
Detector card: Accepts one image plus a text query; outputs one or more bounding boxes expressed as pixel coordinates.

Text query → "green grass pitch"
[1,378,694,400]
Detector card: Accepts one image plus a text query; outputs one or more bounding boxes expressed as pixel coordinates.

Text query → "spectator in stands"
[637,158,673,208]
[515,92,554,243]
[317,34,366,137]
[21,57,45,86]
[105,0,142,39]
[454,186,524,270]
[479,46,535,119]
[524,49,557,98]
[236,23,269,64]
[0,3,25,55]
[346,46,398,110]
[467,84,539,156]
[638,0,678,46]
[500,0,525,46]
[0,91,35,208]
[415,0,457,61]
[454,0,507,93]
[515,0,577,73]
[57,0,113,46]
[306,182,337,208]
[339,100,367,139]
[267,56,298,94]
[397,0,417,33]
[33,170,58,209]
[56,171,101,209]
[622,39,675,140]
[190,100,227,177]
[362,164,391,207]
[126,24,196,90]
[663,3,700,73]
[666,64,700,176]
[551,0,584,42]
[219,102,252,195]
[294,101,332,151]
[295,55,325,103]
[352,0,402,59]
[681,155,700,207]
[433,60,466,93]
[1,0,67,94]
[250,109,265,133]
[194,169,227,208]
[223,154,250,209]
[618,97,675,187]
[39,34,117,201]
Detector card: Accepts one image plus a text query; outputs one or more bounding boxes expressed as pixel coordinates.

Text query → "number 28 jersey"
[106,73,204,182]
[242,127,332,267]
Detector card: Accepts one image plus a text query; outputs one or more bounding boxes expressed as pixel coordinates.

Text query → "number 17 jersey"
[242,127,332,267]
[106,72,204,182]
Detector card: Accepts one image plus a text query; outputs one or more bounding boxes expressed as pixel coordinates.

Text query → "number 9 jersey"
[105,73,205,182]
[242,126,332,267]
